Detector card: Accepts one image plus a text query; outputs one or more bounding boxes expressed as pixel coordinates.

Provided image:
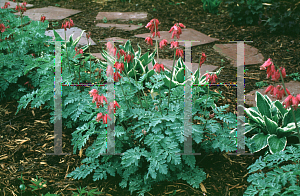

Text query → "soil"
[1,0,300,195]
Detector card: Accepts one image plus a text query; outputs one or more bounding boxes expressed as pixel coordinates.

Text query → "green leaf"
[244,107,265,128]
[268,135,286,154]
[72,30,86,47]
[264,115,278,134]
[175,68,185,83]
[249,133,269,153]
[256,91,271,119]
[274,100,287,117]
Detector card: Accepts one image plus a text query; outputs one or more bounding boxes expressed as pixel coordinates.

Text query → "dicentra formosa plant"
[244,91,300,154]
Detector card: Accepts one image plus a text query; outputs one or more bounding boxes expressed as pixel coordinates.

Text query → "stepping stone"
[134,28,218,47]
[100,37,129,44]
[213,44,264,67]
[245,81,300,107]
[96,23,143,31]
[0,0,33,8]
[13,6,81,21]
[95,12,147,21]
[45,27,96,48]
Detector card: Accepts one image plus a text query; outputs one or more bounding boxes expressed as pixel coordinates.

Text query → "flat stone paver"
[134,28,218,47]
[96,23,143,31]
[45,27,96,47]
[96,12,147,21]
[245,81,300,107]
[14,6,81,21]
[0,0,33,8]
[100,37,129,44]
[213,44,264,67]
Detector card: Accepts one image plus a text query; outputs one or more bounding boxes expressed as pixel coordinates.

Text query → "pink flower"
[176,49,184,58]
[145,37,153,46]
[153,63,164,73]
[124,54,133,63]
[199,52,206,67]
[266,64,276,79]
[114,72,122,82]
[297,94,300,102]
[106,65,114,77]
[204,73,218,84]
[74,47,83,58]
[159,39,168,49]
[169,23,185,39]
[114,62,124,73]
[0,23,7,33]
[89,89,98,97]
[265,85,274,94]
[265,85,290,100]
[151,31,160,38]
[95,94,108,108]
[260,58,273,70]
[145,18,160,33]
[96,112,103,122]
[119,49,126,56]
[96,113,112,124]
[107,100,121,114]
[170,41,179,49]
[283,95,295,109]
[41,16,46,22]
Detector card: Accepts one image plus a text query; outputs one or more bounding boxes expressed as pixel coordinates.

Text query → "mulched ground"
[1,0,299,195]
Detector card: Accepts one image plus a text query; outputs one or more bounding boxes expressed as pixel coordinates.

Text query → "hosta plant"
[244,58,300,155]
[244,144,300,195]
[244,91,300,154]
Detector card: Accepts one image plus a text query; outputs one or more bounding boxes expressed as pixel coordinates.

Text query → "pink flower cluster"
[62,18,74,31]
[204,73,218,84]
[89,89,120,124]
[1,2,10,9]
[15,2,27,14]
[105,42,136,82]
[144,19,187,73]
[260,58,300,110]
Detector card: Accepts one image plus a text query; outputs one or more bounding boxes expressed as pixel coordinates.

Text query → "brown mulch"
[1,0,299,195]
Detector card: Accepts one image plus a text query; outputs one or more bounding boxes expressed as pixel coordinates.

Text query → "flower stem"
[167,49,177,115]
[202,84,210,130]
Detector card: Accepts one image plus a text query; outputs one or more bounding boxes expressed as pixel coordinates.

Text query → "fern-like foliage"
[244,144,300,195]
[67,66,237,195]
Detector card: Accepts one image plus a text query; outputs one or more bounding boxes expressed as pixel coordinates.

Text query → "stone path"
[213,44,264,67]
[4,3,299,107]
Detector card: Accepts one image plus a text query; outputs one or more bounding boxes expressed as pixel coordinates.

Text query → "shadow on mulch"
[1,0,300,195]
